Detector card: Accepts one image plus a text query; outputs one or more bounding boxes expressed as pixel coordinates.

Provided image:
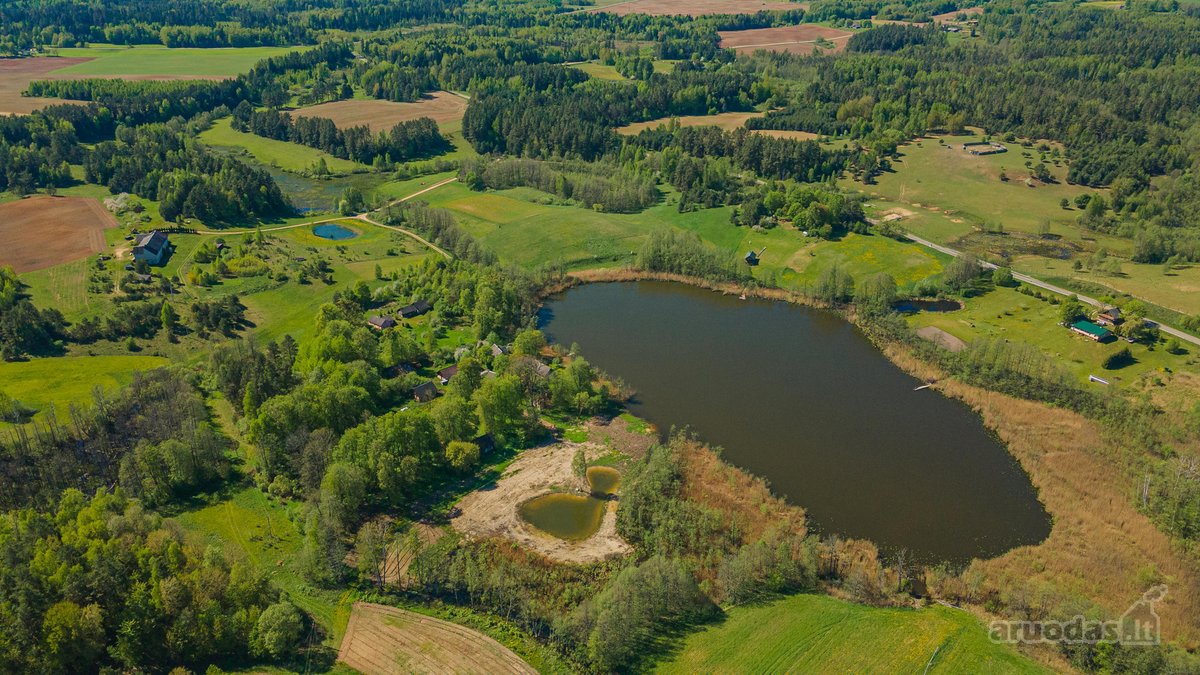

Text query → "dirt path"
[452,441,632,564]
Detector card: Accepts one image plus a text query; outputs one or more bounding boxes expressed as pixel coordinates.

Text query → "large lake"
[538,281,1051,562]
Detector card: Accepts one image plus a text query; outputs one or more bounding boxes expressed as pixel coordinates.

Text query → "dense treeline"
[460,157,660,213]
[632,124,847,183]
[233,103,450,166]
[0,0,457,53]
[635,230,751,282]
[0,267,65,360]
[463,62,757,160]
[86,121,291,224]
[0,369,230,510]
[26,78,253,127]
[0,489,305,672]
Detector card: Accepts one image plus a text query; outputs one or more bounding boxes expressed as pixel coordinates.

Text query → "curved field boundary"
[338,602,536,675]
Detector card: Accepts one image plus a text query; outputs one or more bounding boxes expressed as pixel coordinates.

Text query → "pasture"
[0,196,118,273]
[200,117,367,173]
[337,603,536,675]
[49,44,305,77]
[1012,255,1200,316]
[616,111,764,135]
[0,355,167,427]
[718,24,855,54]
[655,593,1045,673]
[593,0,807,16]
[294,91,468,133]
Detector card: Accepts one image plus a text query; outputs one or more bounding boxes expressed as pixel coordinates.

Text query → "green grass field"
[174,487,353,643]
[571,62,628,81]
[655,594,1046,674]
[1013,255,1200,316]
[200,118,366,174]
[907,285,1189,384]
[0,355,167,426]
[49,44,308,77]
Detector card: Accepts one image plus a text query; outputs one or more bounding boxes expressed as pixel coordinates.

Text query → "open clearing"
[338,602,535,675]
[451,437,632,564]
[0,196,118,273]
[616,111,763,135]
[0,355,166,428]
[294,92,468,132]
[451,415,648,562]
[593,0,806,16]
[655,593,1045,673]
[200,117,367,173]
[718,24,855,54]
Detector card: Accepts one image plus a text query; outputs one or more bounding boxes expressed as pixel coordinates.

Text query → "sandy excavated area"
[452,440,632,564]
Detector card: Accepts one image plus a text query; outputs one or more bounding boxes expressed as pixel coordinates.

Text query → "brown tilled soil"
[752,129,821,141]
[294,92,468,132]
[0,57,91,114]
[451,435,633,564]
[594,0,807,16]
[0,196,119,273]
[0,56,230,115]
[338,602,536,675]
[718,24,854,54]
[617,111,765,135]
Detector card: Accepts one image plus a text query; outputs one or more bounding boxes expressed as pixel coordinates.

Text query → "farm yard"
[592,0,807,15]
[718,24,855,54]
[0,196,119,273]
[337,603,536,675]
[294,91,469,132]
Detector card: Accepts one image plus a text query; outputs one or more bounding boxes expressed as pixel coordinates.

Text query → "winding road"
[193,175,457,259]
[904,232,1200,347]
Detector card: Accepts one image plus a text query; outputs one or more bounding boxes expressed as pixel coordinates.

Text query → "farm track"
[192,176,456,259]
[337,602,535,675]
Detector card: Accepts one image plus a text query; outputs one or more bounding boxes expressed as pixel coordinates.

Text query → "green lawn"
[571,62,628,81]
[0,355,167,426]
[655,594,1046,674]
[49,44,308,77]
[174,487,353,644]
[200,118,366,174]
[908,285,1187,385]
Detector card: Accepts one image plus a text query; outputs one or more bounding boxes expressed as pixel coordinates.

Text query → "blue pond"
[313,223,358,240]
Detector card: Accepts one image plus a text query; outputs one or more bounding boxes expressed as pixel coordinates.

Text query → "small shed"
[368,315,397,330]
[412,382,439,402]
[1097,307,1122,325]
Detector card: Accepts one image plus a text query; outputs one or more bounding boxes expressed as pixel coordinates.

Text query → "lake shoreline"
[550,268,1200,647]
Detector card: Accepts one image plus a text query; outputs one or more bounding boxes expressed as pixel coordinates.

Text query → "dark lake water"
[538,281,1051,563]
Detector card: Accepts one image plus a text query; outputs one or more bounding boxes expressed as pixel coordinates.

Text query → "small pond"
[312,223,358,240]
[893,299,963,313]
[519,466,621,541]
[538,281,1051,563]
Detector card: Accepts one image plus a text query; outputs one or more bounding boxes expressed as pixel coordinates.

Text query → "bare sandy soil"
[452,419,647,564]
[294,92,468,132]
[338,602,535,675]
[0,196,119,273]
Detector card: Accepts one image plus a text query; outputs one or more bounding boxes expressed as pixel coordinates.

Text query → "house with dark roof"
[398,299,432,319]
[437,365,459,384]
[131,231,169,265]
[413,382,439,402]
[513,355,551,378]
[368,315,397,330]
[1097,307,1122,325]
